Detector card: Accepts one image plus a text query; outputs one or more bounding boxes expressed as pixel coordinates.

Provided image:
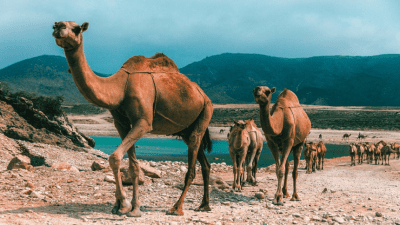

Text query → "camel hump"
[275,89,300,107]
[121,53,179,73]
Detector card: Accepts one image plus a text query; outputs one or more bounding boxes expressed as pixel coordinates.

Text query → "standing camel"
[356,144,365,164]
[349,143,357,166]
[244,118,263,184]
[253,87,311,205]
[316,141,327,170]
[228,120,250,191]
[53,21,213,217]
[342,133,351,141]
[304,142,317,174]
[390,143,400,159]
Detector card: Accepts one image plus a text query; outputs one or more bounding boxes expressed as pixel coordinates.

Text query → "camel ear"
[81,22,89,32]
[271,87,276,94]
[233,120,239,126]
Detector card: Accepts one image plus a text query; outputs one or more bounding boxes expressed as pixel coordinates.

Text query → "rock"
[255,192,265,199]
[70,166,80,174]
[322,188,328,193]
[120,167,145,185]
[375,212,382,217]
[25,182,35,189]
[51,162,71,170]
[104,175,115,183]
[149,161,157,167]
[293,213,301,218]
[332,217,345,224]
[30,191,44,199]
[312,215,322,221]
[179,165,188,173]
[7,155,33,171]
[140,162,161,178]
[91,161,109,171]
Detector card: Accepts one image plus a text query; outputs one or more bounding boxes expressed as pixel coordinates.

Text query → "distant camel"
[365,143,375,164]
[304,142,317,174]
[219,129,225,133]
[318,134,322,140]
[316,141,327,170]
[356,144,365,164]
[357,132,367,140]
[390,143,400,159]
[253,86,311,205]
[349,143,357,166]
[342,133,351,141]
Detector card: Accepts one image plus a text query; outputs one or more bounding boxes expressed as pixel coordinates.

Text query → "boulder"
[140,162,161,178]
[120,167,145,185]
[91,160,109,171]
[7,155,33,171]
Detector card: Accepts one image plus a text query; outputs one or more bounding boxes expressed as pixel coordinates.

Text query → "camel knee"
[109,153,122,170]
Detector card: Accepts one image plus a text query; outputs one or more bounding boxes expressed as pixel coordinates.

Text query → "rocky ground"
[0,149,399,225]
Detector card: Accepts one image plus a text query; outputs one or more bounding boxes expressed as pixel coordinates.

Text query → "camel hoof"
[195,205,211,212]
[272,201,283,206]
[127,208,142,217]
[166,208,184,216]
[290,197,301,201]
[114,200,132,216]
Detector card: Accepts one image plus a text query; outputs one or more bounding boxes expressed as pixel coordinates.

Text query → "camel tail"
[201,128,213,153]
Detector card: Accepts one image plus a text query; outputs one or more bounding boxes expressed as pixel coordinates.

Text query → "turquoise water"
[92,136,349,168]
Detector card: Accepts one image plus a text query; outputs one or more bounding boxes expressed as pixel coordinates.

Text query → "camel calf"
[365,143,375,164]
[228,120,250,191]
[244,119,263,185]
[304,143,317,173]
[316,141,326,170]
[390,143,400,159]
[349,143,357,166]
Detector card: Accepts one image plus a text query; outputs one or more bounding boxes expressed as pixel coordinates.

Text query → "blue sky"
[1,0,400,73]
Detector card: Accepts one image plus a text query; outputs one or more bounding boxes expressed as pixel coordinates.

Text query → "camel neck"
[64,44,122,109]
[259,103,283,136]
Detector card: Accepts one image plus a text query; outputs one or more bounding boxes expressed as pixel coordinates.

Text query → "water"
[93,136,349,168]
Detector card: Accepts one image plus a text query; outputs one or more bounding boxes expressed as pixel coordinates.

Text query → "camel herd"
[349,141,399,166]
[304,141,327,174]
[52,20,394,217]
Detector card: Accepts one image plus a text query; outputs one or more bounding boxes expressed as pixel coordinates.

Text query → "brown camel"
[316,141,326,170]
[253,87,311,205]
[53,21,213,217]
[390,143,400,159]
[228,120,250,191]
[342,133,351,141]
[244,118,263,184]
[349,143,357,166]
[304,142,317,174]
[374,141,383,165]
[365,143,375,164]
[356,144,365,164]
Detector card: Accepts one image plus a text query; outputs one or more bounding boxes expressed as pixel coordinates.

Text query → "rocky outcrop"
[0,90,94,150]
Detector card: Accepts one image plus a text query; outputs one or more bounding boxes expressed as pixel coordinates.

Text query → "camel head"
[53,21,89,50]
[253,86,276,105]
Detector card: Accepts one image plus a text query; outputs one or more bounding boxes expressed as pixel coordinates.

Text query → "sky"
[1,0,400,74]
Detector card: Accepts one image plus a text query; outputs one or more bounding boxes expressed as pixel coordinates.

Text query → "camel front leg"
[229,150,238,190]
[237,149,248,191]
[290,142,303,201]
[282,159,290,198]
[246,148,257,184]
[273,140,293,206]
[109,119,152,216]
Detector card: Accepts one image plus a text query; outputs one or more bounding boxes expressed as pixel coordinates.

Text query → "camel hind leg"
[167,101,213,215]
[290,142,304,201]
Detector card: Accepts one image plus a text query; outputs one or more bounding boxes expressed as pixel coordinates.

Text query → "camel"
[374,141,383,165]
[357,132,367,141]
[318,134,322,140]
[381,145,393,165]
[349,143,357,166]
[304,142,317,174]
[244,118,263,184]
[219,129,225,133]
[316,141,326,170]
[342,133,351,141]
[53,21,213,217]
[365,143,375,164]
[253,87,311,205]
[228,120,250,191]
[390,143,400,159]
[356,144,365,164]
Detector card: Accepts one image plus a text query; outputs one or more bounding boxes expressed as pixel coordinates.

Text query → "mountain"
[1,53,400,106]
[0,55,108,103]
[180,53,400,106]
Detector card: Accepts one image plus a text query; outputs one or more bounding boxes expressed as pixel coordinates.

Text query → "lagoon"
[92,136,349,168]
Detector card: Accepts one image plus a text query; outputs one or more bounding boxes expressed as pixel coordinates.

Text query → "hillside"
[0,55,108,103]
[181,53,400,106]
[1,54,400,106]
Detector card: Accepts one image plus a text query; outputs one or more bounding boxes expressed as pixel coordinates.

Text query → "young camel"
[374,141,383,165]
[365,143,375,164]
[228,120,250,191]
[381,145,393,165]
[244,118,263,184]
[349,143,357,166]
[304,143,317,174]
[53,21,213,217]
[390,143,400,159]
[253,87,311,206]
[356,144,365,164]
[316,141,327,170]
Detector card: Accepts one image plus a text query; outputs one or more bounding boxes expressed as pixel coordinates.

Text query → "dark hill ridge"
[0,55,108,103]
[1,54,400,106]
[181,53,400,106]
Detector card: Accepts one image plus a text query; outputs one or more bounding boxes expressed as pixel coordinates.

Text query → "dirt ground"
[0,156,399,225]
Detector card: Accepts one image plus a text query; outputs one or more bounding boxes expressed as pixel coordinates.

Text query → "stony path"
[0,157,399,224]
